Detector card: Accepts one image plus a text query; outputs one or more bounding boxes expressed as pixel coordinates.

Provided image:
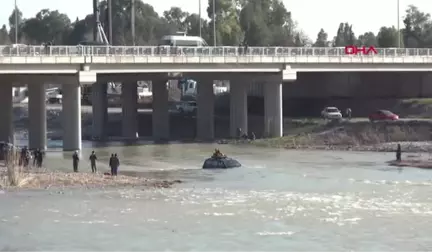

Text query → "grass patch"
[246,120,432,150]
[0,147,29,188]
[401,98,432,105]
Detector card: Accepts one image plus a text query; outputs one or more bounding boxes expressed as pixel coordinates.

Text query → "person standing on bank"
[345,108,352,120]
[72,151,80,172]
[89,151,97,173]
[36,149,44,168]
[112,153,120,176]
[109,153,114,175]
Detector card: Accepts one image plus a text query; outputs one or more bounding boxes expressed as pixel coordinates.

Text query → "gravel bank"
[0,167,182,190]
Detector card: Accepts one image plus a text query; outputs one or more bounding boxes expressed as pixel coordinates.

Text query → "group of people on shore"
[236,127,256,141]
[72,150,120,176]
[18,146,44,168]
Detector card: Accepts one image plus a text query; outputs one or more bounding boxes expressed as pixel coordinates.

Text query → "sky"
[1,0,432,40]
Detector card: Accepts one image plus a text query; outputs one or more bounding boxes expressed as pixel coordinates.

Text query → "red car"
[369,110,399,122]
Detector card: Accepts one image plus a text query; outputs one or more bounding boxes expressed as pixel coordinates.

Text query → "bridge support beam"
[62,82,82,151]
[0,83,14,143]
[196,78,214,140]
[28,84,47,150]
[92,83,108,139]
[230,82,248,138]
[264,81,283,138]
[121,82,138,138]
[152,80,169,140]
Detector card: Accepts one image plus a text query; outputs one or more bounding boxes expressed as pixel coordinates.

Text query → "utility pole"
[108,0,113,44]
[14,0,18,43]
[199,0,202,38]
[93,0,98,41]
[131,0,135,46]
[397,0,400,48]
[212,0,216,46]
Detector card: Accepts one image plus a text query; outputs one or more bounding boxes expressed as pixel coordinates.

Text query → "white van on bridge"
[159,32,208,47]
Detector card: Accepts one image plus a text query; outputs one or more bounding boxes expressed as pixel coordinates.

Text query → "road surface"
[13,103,432,122]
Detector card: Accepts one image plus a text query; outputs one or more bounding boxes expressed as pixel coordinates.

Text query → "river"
[1,143,432,251]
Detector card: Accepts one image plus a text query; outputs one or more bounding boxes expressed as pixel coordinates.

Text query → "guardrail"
[0,45,431,57]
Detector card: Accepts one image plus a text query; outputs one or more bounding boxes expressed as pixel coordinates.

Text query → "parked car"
[369,110,399,122]
[46,88,62,104]
[176,101,197,114]
[321,107,343,120]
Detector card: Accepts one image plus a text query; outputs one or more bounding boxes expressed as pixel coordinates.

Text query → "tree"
[0,25,11,44]
[21,9,71,44]
[183,13,211,43]
[402,5,432,47]
[163,7,188,32]
[333,23,356,47]
[8,8,24,43]
[357,32,377,46]
[4,2,432,49]
[240,0,270,46]
[68,16,94,45]
[313,29,328,47]
[377,26,401,47]
[207,0,242,45]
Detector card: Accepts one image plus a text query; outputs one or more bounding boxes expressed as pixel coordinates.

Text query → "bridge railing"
[0,45,432,57]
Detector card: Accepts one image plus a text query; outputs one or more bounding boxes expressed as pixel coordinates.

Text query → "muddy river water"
[1,142,432,251]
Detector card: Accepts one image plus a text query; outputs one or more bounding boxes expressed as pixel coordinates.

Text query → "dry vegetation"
[245,120,432,152]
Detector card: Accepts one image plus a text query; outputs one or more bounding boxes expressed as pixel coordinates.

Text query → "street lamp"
[212,0,216,46]
[14,0,18,44]
[397,0,401,48]
[199,0,202,38]
[131,0,135,46]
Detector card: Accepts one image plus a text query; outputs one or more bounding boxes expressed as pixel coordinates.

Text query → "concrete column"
[28,84,47,150]
[152,80,169,140]
[264,82,283,138]
[229,82,248,138]
[121,82,138,138]
[62,82,82,151]
[0,83,13,143]
[91,82,108,139]
[196,78,215,140]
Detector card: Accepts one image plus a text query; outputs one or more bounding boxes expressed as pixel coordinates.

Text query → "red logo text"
[344,46,377,55]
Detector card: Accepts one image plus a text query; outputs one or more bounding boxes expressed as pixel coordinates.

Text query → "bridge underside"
[0,72,287,151]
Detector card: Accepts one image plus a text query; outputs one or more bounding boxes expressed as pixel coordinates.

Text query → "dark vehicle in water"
[202,157,242,169]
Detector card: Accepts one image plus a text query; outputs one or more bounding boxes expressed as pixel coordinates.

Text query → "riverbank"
[0,166,181,191]
[234,120,432,153]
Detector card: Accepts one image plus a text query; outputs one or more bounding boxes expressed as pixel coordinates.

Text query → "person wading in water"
[396,144,402,162]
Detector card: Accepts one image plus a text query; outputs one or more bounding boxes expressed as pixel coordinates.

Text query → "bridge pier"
[121,82,138,138]
[92,82,108,139]
[264,81,283,137]
[28,84,47,150]
[196,77,214,140]
[0,83,13,143]
[152,79,169,140]
[230,81,248,138]
[62,81,82,151]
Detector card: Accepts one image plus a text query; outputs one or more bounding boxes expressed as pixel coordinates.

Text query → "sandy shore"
[0,167,181,190]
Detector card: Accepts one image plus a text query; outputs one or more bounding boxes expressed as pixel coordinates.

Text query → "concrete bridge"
[0,45,430,151]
